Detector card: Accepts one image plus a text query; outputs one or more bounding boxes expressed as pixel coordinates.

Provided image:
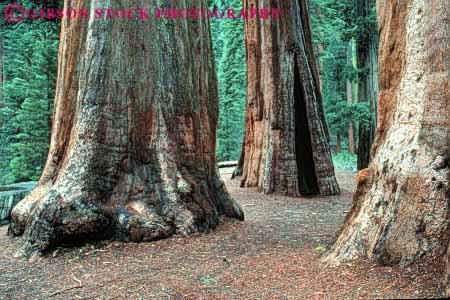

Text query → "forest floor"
[0,169,446,299]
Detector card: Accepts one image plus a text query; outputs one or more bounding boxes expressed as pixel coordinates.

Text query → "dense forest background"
[0,0,377,184]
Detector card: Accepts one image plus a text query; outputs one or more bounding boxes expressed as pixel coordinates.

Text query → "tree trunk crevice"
[294,56,320,195]
[239,0,340,197]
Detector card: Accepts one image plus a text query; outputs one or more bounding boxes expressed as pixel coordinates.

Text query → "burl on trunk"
[324,0,450,286]
[9,0,243,256]
[238,0,340,197]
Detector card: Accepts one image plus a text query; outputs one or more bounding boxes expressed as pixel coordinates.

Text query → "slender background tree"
[355,0,378,170]
[309,0,376,170]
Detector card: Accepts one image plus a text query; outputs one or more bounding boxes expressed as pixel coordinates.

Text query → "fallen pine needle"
[48,276,83,297]
[201,279,234,289]
[49,285,83,297]
[72,276,82,286]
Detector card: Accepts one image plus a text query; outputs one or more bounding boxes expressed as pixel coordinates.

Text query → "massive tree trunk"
[239,0,340,196]
[9,0,243,256]
[356,0,379,170]
[324,0,450,278]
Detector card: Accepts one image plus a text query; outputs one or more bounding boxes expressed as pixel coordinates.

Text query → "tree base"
[323,154,449,266]
[9,172,243,256]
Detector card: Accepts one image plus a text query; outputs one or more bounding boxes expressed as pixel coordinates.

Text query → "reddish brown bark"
[239,0,340,197]
[324,1,450,291]
[9,0,243,256]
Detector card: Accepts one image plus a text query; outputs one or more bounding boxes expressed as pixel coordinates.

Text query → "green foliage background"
[0,1,59,184]
[0,0,377,184]
[211,0,246,162]
[309,0,376,151]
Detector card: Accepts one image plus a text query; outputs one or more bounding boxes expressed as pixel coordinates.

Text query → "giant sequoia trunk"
[324,0,450,279]
[9,0,243,256]
[356,0,379,170]
[239,0,340,196]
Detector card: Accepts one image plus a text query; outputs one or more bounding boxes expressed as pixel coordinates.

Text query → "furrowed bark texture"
[324,0,450,275]
[9,0,243,255]
[240,0,340,196]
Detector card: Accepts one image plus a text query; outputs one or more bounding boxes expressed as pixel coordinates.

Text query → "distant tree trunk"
[9,0,243,256]
[46,65,52,129]
[324,0,450,278]
[0,35,3,108]
[367,22,379,146]
[336,133,342,154]
[316,43,324,91]
[311,3,324,92]
[239,0,340,196]
[356,0,378,170]
[356,123,371,169]
[346,44,355,155]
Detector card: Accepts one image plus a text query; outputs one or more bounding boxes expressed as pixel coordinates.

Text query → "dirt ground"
[0,169,446,299]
